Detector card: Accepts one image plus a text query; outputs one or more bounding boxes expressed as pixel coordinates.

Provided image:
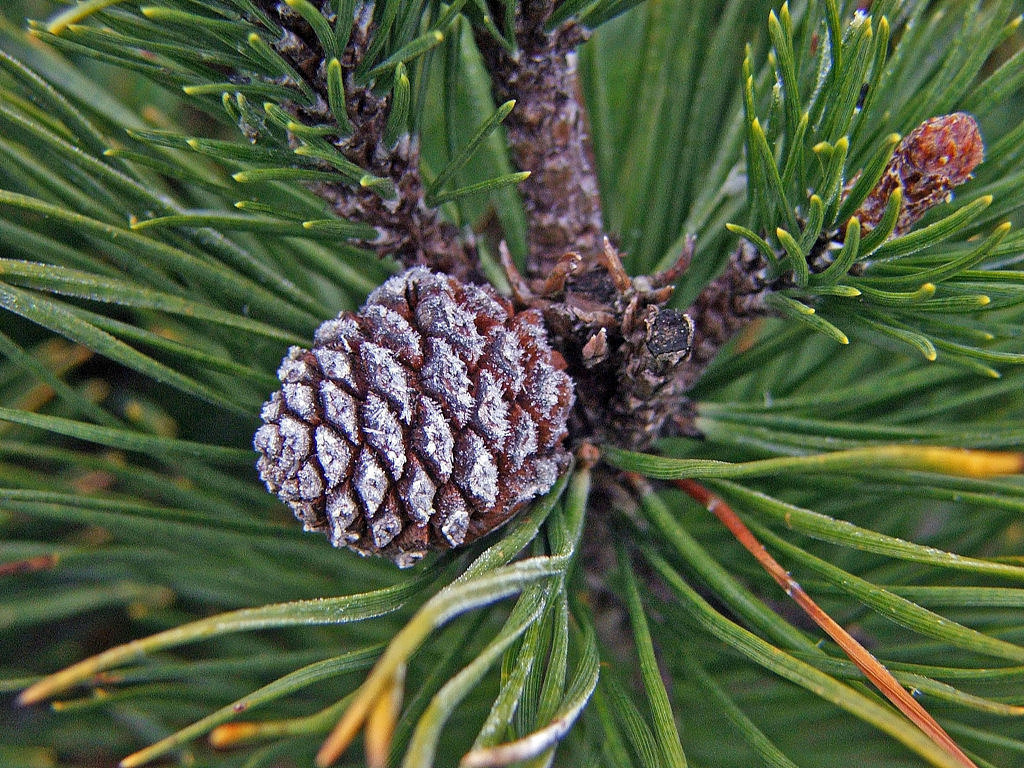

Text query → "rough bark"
[257,1,484,283]
[474,6,605,279]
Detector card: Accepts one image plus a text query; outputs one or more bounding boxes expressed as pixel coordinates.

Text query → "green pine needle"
[3,2,1024,767]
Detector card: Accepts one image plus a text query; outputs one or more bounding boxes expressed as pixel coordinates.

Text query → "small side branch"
[475,7,605,278]
[258,1,483,282]
[607,238,698,446]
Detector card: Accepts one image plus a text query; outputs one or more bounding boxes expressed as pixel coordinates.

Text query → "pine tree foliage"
[2,1,1024,767]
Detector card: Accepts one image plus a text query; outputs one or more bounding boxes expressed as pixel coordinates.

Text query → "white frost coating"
[474,370,510,443]
[259,393,284,422]
[276,415,312,475]
[505,407,539,470]
[438,486,469,546]
[313,315,360,350]
[416,292,484,362]
[363,305,421,364]
[399,458,436,523]
[535,457,559,487]
[370,509,402,548]
[421,337,474,425]
[525,361,563,414]
[361,393,407,479]
[393,549,425,569]
[327,488,360,542]
[513,310,548,348]
[515,457,559,503]
[483,328,525,393]
[297,460,324,500]
[413,397,454,481]
[282,382,317,420]
[314,347,352,381]
[320,380,360,443]
[460,282,508,325]
[254,424,284,486]
[360,342,413,423]
[453,431,498,507]
[367,265,435,309]
[315,425,352,488]
[277,347,314,383]
[366,272,406,307]
[353,447,388,517]
[277,475,299,501]
[253,422,282,459]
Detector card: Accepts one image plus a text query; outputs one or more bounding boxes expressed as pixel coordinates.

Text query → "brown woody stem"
[257,1,483,283]
[266,1,777,447]
[475,8,605,279]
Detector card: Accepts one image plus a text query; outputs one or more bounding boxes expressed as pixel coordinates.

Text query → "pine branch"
[5,3,1024,767]
[473,4,700,447]
[680,3,1020,391]
[254,1,485,282]
[474,4,604,279]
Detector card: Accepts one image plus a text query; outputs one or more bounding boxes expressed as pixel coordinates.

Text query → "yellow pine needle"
[909,446,1024,476]
[45,0,122,33]
[608,445,1024,482]
[206,722,261,750]
[192,697,354,766]
[316,672,393,766]
[365,664,405,768]
[52,688,109,711]
[20,658,102,706]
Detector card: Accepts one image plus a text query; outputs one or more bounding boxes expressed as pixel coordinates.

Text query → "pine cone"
[254,268,575,566]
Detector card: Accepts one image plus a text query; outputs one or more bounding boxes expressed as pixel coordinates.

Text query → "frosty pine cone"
[254,268,575,566]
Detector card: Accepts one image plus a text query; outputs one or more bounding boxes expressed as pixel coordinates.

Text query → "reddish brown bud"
[854,112,984,236]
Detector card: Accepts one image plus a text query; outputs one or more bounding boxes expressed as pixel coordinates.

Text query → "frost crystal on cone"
[255,268,574,566]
